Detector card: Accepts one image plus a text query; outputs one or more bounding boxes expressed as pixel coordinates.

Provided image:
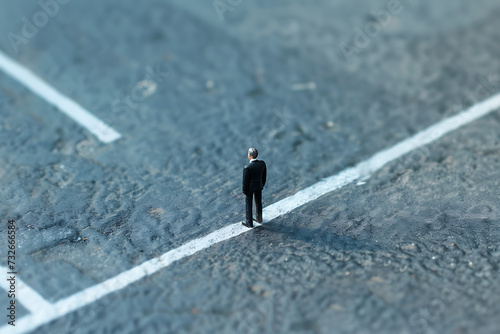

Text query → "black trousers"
[245,190,262,225]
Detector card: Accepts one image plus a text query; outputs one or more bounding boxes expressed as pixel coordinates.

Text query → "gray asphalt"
[0,0,499,333]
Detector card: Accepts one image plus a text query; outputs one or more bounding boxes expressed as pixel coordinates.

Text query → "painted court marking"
[2,92,500,333]
[0,51,121,143]
[0,266,52,314]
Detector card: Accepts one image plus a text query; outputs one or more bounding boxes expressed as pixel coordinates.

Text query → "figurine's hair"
[248,148,258,159]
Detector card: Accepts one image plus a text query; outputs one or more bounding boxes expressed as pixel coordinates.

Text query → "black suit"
[242,159,267,225]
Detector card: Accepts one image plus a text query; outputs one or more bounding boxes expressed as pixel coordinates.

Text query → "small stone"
[136,80,157,97]
[148,208,165,217]
[291,82,316,91]
[329,304,343,311]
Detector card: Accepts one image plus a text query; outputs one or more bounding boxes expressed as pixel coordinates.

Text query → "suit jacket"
[242,160,267,195]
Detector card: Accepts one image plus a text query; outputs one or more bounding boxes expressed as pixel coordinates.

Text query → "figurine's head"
[248,148,258,161]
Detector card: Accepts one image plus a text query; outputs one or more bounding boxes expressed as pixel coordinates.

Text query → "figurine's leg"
[245,192,254,226]
[255,190,263,223]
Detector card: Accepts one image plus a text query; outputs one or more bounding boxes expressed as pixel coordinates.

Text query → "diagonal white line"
[0,266,52,314]
[2,92,500,334]
[0,51,121,143]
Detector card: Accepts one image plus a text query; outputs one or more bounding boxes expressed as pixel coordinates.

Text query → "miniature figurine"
[242,148,267,228]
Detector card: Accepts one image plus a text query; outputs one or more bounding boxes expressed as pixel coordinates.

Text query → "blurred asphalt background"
[0,0,499,333]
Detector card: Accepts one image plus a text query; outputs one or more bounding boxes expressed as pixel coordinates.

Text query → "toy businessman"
[242,148,267,228]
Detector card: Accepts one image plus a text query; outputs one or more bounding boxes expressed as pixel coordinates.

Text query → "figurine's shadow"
[254,221,384,252]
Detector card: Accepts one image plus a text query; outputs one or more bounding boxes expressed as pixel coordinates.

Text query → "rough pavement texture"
[31,113,500,334]
[0,0,499,333]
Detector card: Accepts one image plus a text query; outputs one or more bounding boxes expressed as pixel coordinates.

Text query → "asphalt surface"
[0,0,499,333]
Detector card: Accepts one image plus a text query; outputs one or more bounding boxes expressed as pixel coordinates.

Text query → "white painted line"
[2,92,500,334]
[0,51,121,143]
[0,266,52,314]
